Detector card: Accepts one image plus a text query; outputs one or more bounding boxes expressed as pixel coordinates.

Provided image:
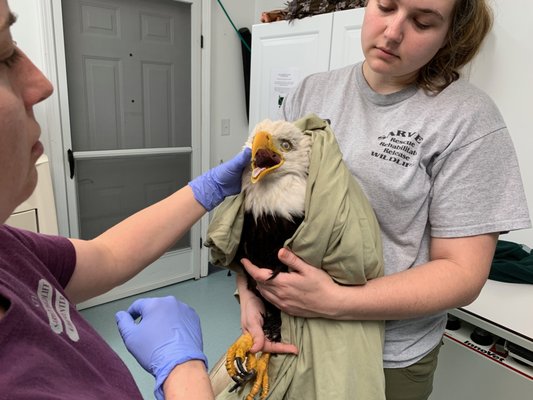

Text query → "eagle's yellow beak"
[251,131,284,183]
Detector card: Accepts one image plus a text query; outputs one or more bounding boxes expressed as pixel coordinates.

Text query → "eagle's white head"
[241,119,312,221]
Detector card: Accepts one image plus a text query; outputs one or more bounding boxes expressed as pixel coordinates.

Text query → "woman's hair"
[419,0,494,93]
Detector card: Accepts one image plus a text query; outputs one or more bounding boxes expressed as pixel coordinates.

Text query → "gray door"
[61,0,202,308]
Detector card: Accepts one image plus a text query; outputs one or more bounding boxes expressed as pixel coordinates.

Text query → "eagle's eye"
[279,140,293,152]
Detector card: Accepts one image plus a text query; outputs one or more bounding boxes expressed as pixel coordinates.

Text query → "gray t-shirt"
[281,62,531,368]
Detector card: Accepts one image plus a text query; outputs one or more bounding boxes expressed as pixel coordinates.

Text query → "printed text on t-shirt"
[372,129,424,168]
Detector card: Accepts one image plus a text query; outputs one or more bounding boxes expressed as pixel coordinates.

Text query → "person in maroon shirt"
[0,0,250,398]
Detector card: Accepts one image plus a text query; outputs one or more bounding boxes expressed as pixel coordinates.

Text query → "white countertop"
[456,279,533,348]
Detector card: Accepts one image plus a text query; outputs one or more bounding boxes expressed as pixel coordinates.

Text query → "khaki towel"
[205,114,385,400]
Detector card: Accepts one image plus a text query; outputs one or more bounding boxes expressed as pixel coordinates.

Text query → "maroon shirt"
[0,225,142,399]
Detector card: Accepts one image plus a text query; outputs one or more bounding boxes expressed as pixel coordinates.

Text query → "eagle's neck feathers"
[242,173,306,221]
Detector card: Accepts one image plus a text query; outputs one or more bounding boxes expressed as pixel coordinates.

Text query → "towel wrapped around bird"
[205,114,385,400]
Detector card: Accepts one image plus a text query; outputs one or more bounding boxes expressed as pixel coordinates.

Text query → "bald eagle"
[208,116,385,400]
[226,119,312,399]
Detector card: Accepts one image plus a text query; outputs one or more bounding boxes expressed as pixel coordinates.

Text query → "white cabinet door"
[329,8,365,70]
[249,13,333,129]
[6,210,39,233]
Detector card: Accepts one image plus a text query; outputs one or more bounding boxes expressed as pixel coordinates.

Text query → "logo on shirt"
[37,279,80,342]
[372,129,424,168]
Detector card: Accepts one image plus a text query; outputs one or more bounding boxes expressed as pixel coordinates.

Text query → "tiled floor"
[80,269,241,399]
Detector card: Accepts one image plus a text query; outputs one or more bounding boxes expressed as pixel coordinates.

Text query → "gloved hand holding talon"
[189,147,251,211]
[115,296,207,400]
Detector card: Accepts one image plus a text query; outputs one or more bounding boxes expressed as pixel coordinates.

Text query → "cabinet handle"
[67,149,75,179]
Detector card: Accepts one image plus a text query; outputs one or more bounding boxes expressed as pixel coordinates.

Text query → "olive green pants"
[384,342,442,400]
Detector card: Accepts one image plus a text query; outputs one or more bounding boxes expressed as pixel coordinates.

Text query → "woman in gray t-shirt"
[238,1,531,399]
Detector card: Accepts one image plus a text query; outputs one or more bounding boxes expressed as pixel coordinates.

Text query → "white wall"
[468,0,533,244]
[209,0,285,165]
[209,0,254,165]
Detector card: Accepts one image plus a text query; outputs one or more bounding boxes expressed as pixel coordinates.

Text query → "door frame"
[38,0,212,276]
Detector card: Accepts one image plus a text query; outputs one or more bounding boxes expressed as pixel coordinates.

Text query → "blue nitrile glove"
[115,296,207,400]
[188,147,251,211]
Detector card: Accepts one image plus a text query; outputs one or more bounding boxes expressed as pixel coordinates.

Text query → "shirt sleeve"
[6,227,77,288]
[429,128,531,237]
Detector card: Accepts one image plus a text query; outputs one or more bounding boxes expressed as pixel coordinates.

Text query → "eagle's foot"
[226,332,256,390]
[245,352,270,400]
[225,333,271,399]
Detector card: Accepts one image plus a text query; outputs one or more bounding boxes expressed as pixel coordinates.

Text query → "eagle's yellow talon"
[225,333,271,399]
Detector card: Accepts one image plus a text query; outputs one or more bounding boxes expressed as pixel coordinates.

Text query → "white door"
[61,0,202,308]
[248,13,333,129]
[329,8,365,70]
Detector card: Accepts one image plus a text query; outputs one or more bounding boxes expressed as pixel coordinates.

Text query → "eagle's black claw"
[229,367,256,392]
[236,357,246,374]
[229,381,241,392]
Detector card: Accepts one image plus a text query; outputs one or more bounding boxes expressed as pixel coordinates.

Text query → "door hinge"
[200,236,203,248]
[201,35,204,49]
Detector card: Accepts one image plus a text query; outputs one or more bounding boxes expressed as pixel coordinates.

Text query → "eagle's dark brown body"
[237,212,304,343]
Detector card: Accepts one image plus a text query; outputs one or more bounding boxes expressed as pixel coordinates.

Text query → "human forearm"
[67,186,205,302]
[236,272,258,305]
[96,186,204,272]
[331,257,491,321]
[236,272,298,354]
[67,150,250,303]
[162,361,214,400]
[244,234,497,321]
[98,147,251,276]
[236,272,266,352]
[340,233,496,320]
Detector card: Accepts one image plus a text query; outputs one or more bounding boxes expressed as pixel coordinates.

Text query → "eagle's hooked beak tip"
[251,130,284,183]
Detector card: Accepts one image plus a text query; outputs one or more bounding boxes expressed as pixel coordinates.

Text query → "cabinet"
[431,281,532,399]
[248,8,365,129]
[6,155,59,235]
